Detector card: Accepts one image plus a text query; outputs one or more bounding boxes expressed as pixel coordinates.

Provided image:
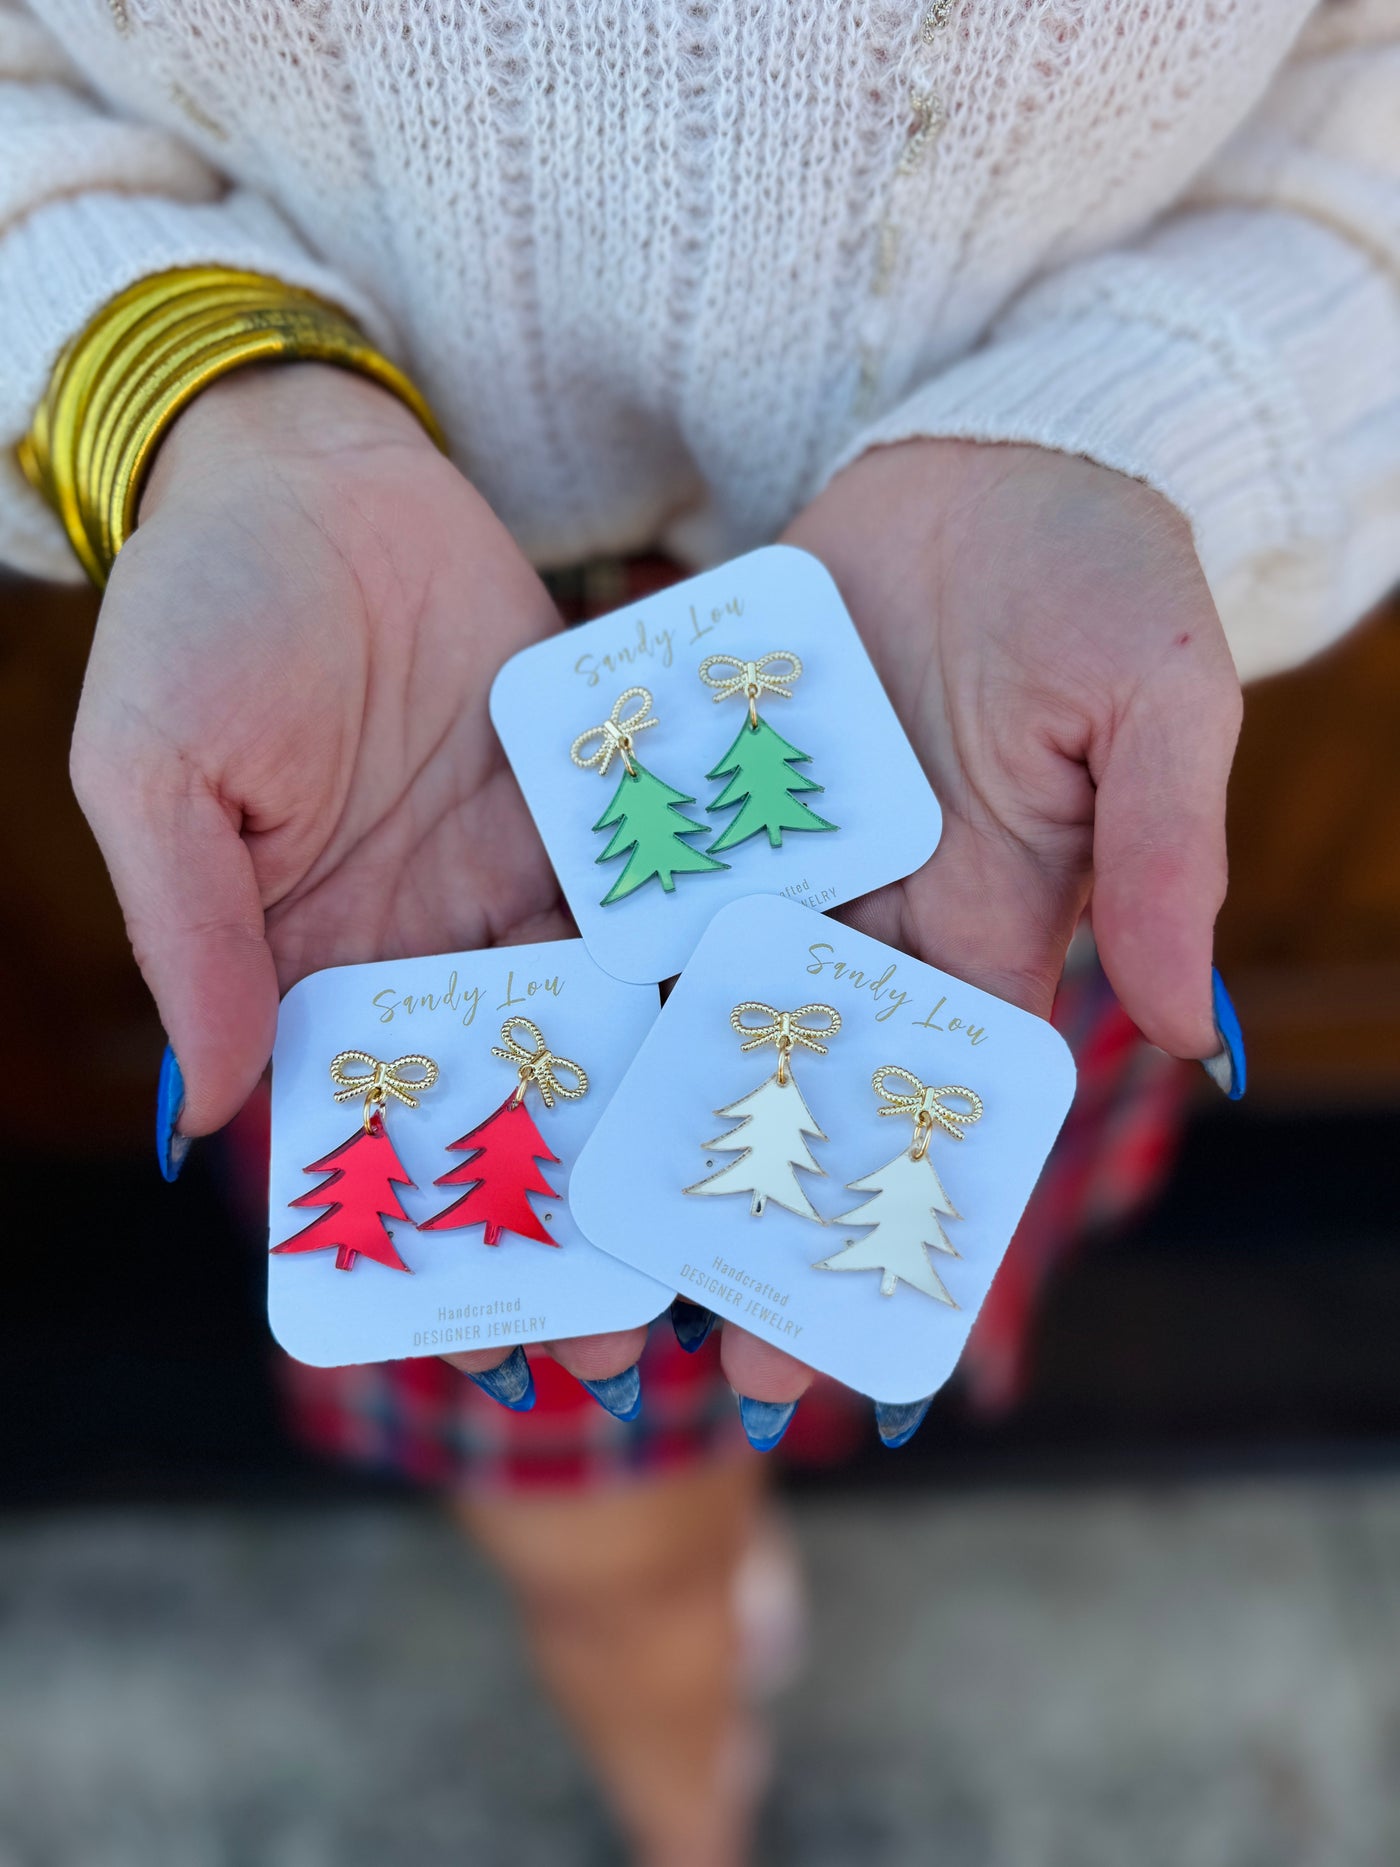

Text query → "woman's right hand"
[72,361,647,1400]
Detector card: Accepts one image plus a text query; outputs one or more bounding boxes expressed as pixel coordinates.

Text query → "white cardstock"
[570,898,1077,1404]
[490,545,942,984]
[268,939,672,1368]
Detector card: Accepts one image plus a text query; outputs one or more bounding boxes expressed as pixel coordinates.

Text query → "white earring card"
[268,939,672,1368]
[569,898,1077,1405]
[490,545,942,985]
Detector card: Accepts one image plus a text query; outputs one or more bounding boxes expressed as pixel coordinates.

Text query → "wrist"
[812,435,1194,581]
[21,267,443,585]
[141,361,439,520]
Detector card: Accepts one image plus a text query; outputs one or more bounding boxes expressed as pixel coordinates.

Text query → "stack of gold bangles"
[18,266,443,587]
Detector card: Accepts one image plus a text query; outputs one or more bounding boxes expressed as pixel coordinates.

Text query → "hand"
[72,363,645,1397]
[717,438,1242,1417]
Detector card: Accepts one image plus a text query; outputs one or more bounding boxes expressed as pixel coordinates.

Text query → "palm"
[715,436,1240,1404]
[786,437,1236,1034]
[819,519,1098,1022]
[76,368,570,1133]
[220,481,572,988]
[74,373,650,1384]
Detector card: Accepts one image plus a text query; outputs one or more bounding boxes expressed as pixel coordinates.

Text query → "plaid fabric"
[956,942,1189,1416]
[279,1316,742,1492]
[264,554,1191,1490]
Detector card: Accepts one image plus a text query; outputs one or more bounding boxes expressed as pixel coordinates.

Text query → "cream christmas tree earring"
[572,686,729,905]
[816,1067,983,1301]
[684,1001,841,1220]
[697,652,838,853]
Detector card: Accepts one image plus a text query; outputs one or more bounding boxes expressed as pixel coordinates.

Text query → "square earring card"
[569,898,1077,1405]
[490,545,943,984]
[268,938,672,1368]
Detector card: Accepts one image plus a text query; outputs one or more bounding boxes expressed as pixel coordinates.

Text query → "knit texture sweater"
[1,1,1396,681]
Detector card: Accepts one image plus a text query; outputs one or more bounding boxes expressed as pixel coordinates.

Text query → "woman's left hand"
[716,436,1243,1418]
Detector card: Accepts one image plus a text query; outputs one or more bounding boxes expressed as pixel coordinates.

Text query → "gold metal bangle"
[19,267,445,587]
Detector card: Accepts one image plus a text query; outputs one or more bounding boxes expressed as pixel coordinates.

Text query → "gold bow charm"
[330,1051,440,1133]
[493,1017,589,1110]
[570,686,658,778]
[872,1066,984,1161]
[698,651,802,728]
[731,1001,841,1084]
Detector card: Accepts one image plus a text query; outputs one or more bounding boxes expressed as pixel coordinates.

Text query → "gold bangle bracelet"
[19,267,445,588]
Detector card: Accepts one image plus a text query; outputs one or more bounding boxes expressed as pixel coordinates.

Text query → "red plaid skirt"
[259,556,1191,1493]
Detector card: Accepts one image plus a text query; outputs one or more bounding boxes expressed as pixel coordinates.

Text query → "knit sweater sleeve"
[0,3,389,583]
[825,5,1400,684]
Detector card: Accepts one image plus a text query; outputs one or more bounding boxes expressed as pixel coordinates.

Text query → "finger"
[844,803,1090,1020]
[720,1327,814,1403]
[444,1347,523,1375]
[546,1327,650,1422]
[71,735,278,1138]
[545,1326,651,1384]
[442,1326,651,1419]
[718,1328,814,1451]
[1089,650,1241,1060]
[440,1345,536,1411]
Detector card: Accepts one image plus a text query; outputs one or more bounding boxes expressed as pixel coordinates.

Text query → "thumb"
[72,737,279,1144]
[1089,647,1242,1061]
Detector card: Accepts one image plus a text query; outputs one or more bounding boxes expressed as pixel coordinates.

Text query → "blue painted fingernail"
[580,1364,642,1422]
[465,1346,536,1412]
[1202,967,1247,1101]
[738,1396,799,1453]
[156,1043,191,1183]
[875,1397,933,1448]
[670,1298,716,1353]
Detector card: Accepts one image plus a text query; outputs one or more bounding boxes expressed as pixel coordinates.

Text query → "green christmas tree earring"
[571,686,729,906]
[698,651,838,853]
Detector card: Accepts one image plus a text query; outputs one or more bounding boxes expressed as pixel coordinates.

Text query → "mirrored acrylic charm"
[490,547,942,984]
[268,940,672,1368]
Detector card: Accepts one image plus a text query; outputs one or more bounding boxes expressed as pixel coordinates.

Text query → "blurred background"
[2,572,1398,1865]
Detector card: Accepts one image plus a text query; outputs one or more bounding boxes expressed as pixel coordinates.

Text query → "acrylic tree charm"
[705,718,838,854]
[419,1017,588,1248]
[697,652,837,853]
[271,1051,439,1273]
[420,1096,561,1246]
[816,1068,984,1301]
[685,1001,841,1220]
[273,1118,418,1273]
[594,767,729,905]
[571,686,728,906]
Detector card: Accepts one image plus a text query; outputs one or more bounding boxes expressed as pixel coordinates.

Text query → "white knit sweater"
[1,1,1397,681]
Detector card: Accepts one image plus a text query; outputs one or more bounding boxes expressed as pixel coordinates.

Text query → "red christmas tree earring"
[271,1051,440,1273]
[419,1017,589,1247]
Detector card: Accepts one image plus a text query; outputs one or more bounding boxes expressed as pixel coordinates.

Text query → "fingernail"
[1201,967,1247,1101]
[465,1346,536,1412]
[875,1396,932,1448]
[737,1395,799,1453]
[580,1364,643,1422]
[670,1297,716,1353]
[156,1043,191,1183]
